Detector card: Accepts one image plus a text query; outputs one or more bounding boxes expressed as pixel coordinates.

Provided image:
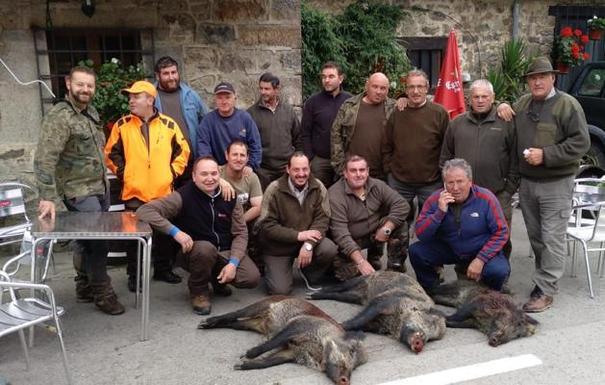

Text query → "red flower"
[571,43,580,53]
[561,27,573,37]
[581,35,589,44]
[572,51,580,59]
[584,52,590,60]
[574,29,583,36]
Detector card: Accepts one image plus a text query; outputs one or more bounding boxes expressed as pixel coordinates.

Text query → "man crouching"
[409,158,510,293]
[137,156,260,315]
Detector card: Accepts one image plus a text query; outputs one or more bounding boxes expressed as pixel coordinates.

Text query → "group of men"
[34,54,588,317]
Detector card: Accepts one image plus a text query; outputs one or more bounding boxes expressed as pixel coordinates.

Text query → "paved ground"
[1,207,605,385]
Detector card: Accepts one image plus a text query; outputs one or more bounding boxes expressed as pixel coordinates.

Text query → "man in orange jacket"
[105,80,190,291]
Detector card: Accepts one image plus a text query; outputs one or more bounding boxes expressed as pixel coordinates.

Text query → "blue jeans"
[409,239,510,291]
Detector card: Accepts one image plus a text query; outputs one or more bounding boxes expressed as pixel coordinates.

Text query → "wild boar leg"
[445,304,476,329]
[342,296,397,331]
[243,322,303,359]
[235,348,295,370]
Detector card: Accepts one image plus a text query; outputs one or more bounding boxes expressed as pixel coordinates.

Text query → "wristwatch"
[303,242,313,251]
[383,227,392,236]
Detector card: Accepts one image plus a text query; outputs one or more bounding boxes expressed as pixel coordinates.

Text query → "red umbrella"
[434,29,466,119]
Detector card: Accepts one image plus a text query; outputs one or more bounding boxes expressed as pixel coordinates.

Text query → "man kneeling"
[409,158,510,293]
[137,156,260,314]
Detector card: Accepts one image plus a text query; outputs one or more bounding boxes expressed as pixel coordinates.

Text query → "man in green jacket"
[331,72,395,180]
[34,66,124,315]
[257,152,338,294]
[502,57,590,312]
[440,79,518,258]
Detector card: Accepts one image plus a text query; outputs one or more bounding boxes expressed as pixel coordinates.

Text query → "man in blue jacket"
[196,82,262,171]
[154,56,209,186]
[409,158,510,292]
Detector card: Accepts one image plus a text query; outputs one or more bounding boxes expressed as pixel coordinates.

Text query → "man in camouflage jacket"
[330,72,396,180]
[34,66,125,315]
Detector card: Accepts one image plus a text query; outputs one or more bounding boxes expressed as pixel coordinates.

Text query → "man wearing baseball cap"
[196,81,262,171]
[105,80,191,291]
[499,56,589,312]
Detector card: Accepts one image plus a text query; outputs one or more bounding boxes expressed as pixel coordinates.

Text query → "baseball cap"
[122,80,158,97]
[214,82,235,95]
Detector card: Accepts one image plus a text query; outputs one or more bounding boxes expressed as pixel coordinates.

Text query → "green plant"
[487,39,534,104]
[553,26,590,67]
[301,0,411,99]
[587,16,605,30]
[301,1,346,98]
[336,1,410,96]
[78,58,146,127]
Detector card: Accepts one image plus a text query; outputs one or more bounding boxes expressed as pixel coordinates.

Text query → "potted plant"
[587,16,605,40]
[553,26,590,73]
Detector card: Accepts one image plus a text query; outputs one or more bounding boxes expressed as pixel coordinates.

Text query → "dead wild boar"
[342,288,446,353]
[308,271,432,306]
[431,281,539,347]
[198,296,367,385]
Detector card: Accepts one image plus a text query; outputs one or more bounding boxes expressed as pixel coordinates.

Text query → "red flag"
[434,30,466,119]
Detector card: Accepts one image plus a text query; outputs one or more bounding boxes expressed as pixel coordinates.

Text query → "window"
[549,5,605,63]
[578,68,605,97]
[33,28,154,113]
[399,37,448,91]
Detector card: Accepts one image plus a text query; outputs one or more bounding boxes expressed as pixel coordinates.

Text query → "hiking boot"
[153,270,182,284]
[191,294,211,315]
[75,274,93,303]
[211,281,232,297]
[522,293,553,313]
[529,285,543,299]
[94,293,125,315]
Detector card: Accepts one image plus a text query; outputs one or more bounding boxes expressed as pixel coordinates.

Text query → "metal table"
[31,211,153,341]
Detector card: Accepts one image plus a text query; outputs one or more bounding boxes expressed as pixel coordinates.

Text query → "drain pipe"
[512,0,520,40]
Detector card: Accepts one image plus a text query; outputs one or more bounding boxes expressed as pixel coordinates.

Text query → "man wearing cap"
[105,80,190,291]
[196,82,262,171]
[154,56,209,187]
[498,57,590,312]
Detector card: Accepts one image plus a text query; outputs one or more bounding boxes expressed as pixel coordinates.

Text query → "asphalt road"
[1,207,604,385]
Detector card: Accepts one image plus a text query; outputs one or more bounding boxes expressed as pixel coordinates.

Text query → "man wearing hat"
[105,80,191,291]
[196,82,262,171]
[499,56,589,312]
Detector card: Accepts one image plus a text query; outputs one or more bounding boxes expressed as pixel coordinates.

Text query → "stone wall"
[0,0,301,183]
[310,0,604,79]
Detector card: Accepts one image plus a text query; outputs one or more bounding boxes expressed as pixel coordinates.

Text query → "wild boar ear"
[344,330,366,341]
[524,314,539,325]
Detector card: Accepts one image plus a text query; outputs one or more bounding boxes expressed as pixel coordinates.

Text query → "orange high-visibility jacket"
[104,112,190,202]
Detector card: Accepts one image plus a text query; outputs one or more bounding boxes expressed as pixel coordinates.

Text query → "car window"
[578,68,605,97]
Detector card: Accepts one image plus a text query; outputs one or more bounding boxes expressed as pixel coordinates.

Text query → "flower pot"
[589,29,602,40]
[557,63,570,74]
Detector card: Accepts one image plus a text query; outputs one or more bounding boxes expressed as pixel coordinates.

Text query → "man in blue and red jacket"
[409,158,510,292]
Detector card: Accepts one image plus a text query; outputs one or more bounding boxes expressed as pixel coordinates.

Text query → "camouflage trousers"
[334,225,408,281]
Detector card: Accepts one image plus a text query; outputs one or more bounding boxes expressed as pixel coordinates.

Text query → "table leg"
[140,236,152,341]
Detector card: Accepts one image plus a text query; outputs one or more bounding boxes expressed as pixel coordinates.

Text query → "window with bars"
[33,28,154,112]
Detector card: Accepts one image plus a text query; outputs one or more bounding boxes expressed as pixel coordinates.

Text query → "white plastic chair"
[566,178,605,298]
[0,270,71,384]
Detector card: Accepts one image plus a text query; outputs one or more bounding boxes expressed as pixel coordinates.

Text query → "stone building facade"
[311,0,605,83]
[1,0,604,184]
[0,0,301,184]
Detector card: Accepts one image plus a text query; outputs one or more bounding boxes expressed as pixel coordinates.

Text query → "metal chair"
[0,182,55,282]
[566,178,605,298]
[0,270,71,384]
[0,182,36,247]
